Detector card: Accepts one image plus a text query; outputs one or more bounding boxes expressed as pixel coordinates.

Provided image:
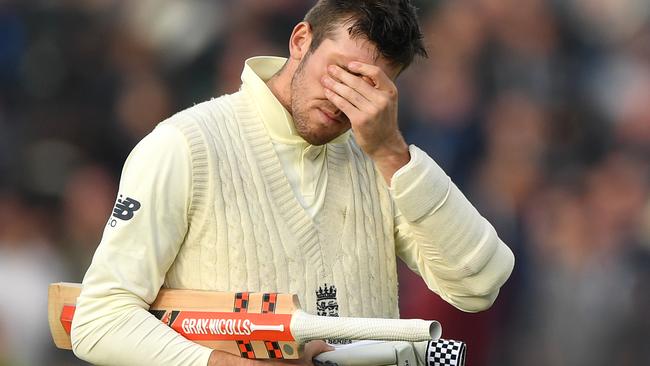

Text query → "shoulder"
[166,92,248,124]
[127,123,186,160]
[157,91,250,137]
[121,123,190,179]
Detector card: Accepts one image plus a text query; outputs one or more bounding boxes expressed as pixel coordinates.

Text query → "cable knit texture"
[71,84,513,366]
[164,91,399,318]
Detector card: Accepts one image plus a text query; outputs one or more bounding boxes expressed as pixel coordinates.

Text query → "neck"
[266,65,294,114]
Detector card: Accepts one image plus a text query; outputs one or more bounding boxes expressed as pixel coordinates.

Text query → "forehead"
[315,25,400,79]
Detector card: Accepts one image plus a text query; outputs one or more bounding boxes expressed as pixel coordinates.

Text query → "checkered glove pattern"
[426,339,466,366]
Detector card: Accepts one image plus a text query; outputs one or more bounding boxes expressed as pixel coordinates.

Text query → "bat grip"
[290,310,441,343]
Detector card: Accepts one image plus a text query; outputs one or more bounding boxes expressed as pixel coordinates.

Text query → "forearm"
[393,146,514,312]
[208,351,253,366]
[72,294,212,365]
[208,341,332,366]
[395,191,513,311]
[72,244,212,365]
[369,132,410,184]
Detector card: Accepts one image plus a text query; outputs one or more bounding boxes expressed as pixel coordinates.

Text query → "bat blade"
[48,283,302,359]
[48,282,80,350]
[48,283,440,360]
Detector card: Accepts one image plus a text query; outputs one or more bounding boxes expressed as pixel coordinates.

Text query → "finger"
[324,87,360,120]
[321,75,372,112]
[303,340,335,359]
[348,61,394,92]
[327,65,382,102]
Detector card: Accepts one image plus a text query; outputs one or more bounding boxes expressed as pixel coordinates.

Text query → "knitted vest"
[162,91,399,318]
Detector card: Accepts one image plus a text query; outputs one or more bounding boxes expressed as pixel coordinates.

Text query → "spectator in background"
[61,165,117,279]
[503,151,650,366]
[0,193,67,365]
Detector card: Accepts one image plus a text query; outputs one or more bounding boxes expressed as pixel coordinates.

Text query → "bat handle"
[289,310,441,343]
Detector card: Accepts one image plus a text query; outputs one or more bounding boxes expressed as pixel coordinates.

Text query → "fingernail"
[328,65,336,74]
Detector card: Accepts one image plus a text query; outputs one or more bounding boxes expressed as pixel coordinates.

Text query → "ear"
[289,22,313,61]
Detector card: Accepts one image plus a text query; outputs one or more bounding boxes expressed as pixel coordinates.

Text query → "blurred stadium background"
[1,0,650,365]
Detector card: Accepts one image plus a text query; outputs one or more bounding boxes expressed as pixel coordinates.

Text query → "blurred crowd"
[1,0,649,365]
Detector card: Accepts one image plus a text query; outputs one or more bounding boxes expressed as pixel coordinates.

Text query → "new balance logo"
[112,195,141,221]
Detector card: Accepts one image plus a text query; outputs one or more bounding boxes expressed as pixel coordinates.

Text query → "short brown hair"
[304,0,428,69]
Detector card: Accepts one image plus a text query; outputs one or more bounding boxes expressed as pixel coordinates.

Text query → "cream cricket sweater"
[71,57,514,366]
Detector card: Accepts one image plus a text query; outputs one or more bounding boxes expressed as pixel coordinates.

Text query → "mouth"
[317,108,344,124]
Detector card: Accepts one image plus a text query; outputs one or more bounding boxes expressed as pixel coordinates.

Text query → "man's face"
[289,26,401,146]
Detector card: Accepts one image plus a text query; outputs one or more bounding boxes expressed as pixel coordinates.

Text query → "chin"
[294,109,348,145]
[297,127,339,146]
[300,132,333,146]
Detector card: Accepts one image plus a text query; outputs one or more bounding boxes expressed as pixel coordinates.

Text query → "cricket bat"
[48,283,441,360]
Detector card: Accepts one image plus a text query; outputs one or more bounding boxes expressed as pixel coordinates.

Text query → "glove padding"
[416,339,466,366]
[314,339,466,366]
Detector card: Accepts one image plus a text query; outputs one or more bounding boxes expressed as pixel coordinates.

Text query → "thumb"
[302,340,335,361]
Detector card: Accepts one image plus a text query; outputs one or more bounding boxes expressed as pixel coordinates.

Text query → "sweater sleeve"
[70,123,213,365]
[392,145,514,313]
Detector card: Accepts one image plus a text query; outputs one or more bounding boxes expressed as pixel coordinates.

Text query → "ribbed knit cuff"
[390,145,451,223]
